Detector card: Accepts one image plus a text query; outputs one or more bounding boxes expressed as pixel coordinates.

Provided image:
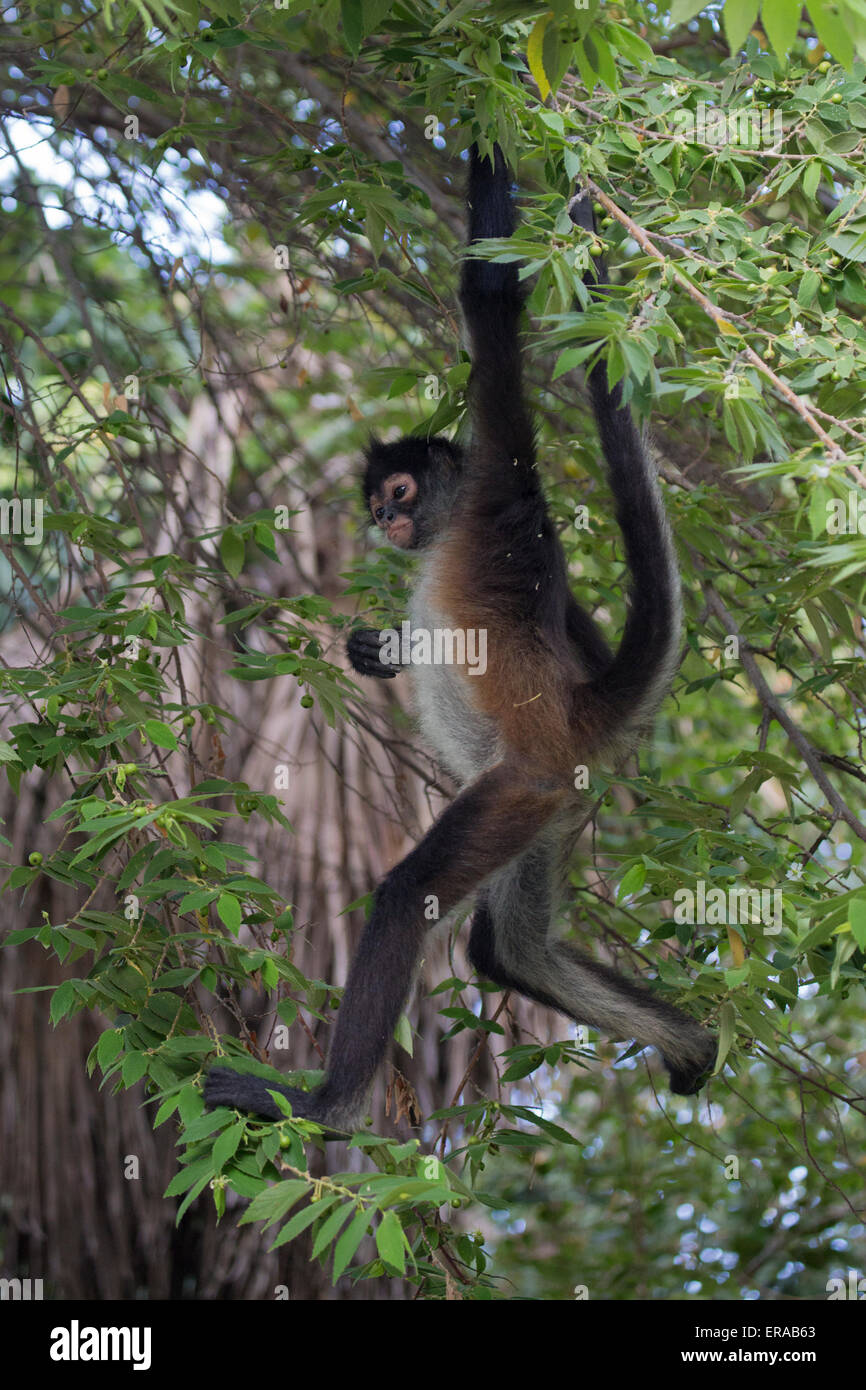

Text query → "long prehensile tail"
[570,192,682,732]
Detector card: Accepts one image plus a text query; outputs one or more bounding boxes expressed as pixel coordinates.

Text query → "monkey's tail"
[570,192,682,735]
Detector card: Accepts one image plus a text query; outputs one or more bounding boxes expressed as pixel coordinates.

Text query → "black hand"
[346,627,400,679]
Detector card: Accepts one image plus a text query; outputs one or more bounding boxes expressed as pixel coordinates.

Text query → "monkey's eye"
[393,484,407,500]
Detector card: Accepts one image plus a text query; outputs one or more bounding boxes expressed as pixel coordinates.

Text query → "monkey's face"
[362,436,463,551]
[368,471,419,550]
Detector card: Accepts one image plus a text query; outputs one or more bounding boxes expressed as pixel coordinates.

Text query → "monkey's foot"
[204,1067,355,1140]
[663,1034,717,1096]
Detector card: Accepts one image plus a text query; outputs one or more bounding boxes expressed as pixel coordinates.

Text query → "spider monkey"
[205,144,716,1134]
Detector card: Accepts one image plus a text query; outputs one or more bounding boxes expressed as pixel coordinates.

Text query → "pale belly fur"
[409,553,499,786]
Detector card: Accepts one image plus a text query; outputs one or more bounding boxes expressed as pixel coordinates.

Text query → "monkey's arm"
[346,627,403,679]
[459,144,537,484]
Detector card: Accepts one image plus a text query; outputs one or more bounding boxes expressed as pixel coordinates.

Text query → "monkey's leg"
[469,845,716,1096]
[206,764,566,1133]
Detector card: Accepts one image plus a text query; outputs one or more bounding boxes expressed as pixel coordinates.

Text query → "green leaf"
[50,979,76,1024]
[178,888,218,913]
[269,1195,341,1249]
[802,160,822,201]
[375,1209,406,1273]
[241,1179,310,1226]
[143,719,178,751]
[97,1028,124,1070]
[341,0,363,57]
[0,739,22,765]
[724,0,759,53]
[393,1011,413,1056]
[207,28,248,50]
[365,207,385,259]
[606,22,653,66]
[501,1050,544,1082]
[826,226,866,262]
[553,344,598,379]
[220,528,245,579]
[311,1201,355,1259]
[122,1051,149,1087]
[809,0,855,67]
[587,33,618,92]
[714,1001,737,1072]
[527,12,553,99]
[617,861,647,902]
[332,1207,374,1282]
[669,0,706,22]
[176,1171,214,1223]
[542,17,574,95]
[164,1155,213,1198]
[849,896,866,950]
[809,484,830,540]
[760,0,800,57]
[361,0,395,34]
[797,269,821,306]
[217,893,242,934]
[212,1120,246,1171]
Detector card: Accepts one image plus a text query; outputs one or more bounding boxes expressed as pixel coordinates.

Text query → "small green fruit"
[28,851,43,866]
[300,694,314,709]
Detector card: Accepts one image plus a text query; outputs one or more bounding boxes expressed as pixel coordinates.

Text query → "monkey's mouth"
[386,517,413,547]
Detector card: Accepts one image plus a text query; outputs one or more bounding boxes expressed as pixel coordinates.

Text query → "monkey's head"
[362,435,464,551]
